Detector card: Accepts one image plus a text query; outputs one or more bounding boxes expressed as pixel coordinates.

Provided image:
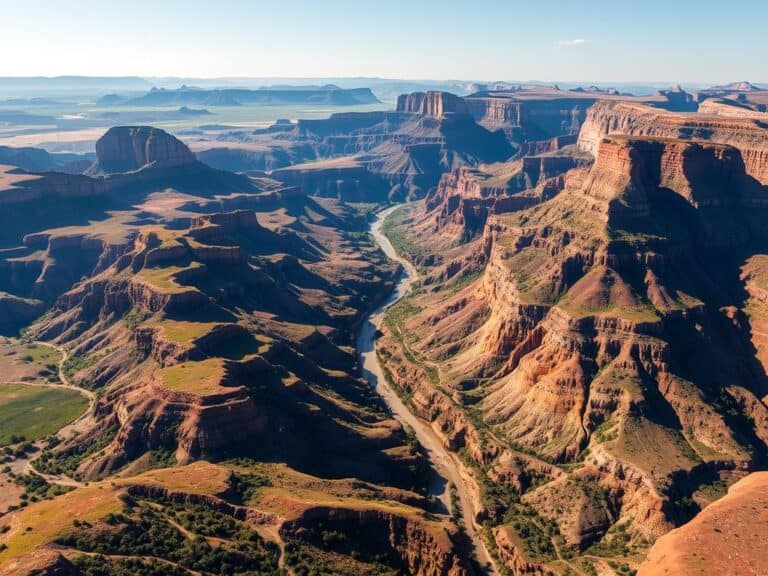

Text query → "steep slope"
[0,125,477,573]
[637,472,768,576]
[193,91,524,200]
[27,203,415,485]
[578,100,768,184]
[421,144,593,244]
[376,134,768,574]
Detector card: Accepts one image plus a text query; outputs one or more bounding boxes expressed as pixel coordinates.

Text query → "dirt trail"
[4,341,96,487]
[356,205,500,575]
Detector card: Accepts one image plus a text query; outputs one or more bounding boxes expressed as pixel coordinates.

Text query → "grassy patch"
[160,358,229,396]
[382,298,440,388]
[0,384,88,446]
[0,484,122,561]
[16,344,60,368]
[381,206,427,260]
[135,263,202,294]
[62,352,101,387]
[156,320,221,343]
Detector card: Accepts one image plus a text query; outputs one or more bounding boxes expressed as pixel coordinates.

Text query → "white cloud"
[557,38,589,47]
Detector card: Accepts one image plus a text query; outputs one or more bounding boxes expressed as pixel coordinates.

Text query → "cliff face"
[0,291,44,334]
[262,102,514,201]
[422,146,590,243]
[377,133,768,572]
[577,100,768,185]
[396,91,470,117]
[92,126,197,173]
[282,506,476,576]
[28,200,420,492]
[465,96,593,141]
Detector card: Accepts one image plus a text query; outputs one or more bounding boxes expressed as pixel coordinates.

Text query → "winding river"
[356,205,499,574]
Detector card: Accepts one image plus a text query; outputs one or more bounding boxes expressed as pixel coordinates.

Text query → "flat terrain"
[0,102,387,154]
[0,340,61,382]
[159,358,230,396]
[0,383,88,446]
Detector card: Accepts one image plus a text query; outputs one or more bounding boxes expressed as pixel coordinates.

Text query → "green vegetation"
[448,482,461,524]
[504,502,558,561]
[72,555,190,576]
[124,307,148,333]
[230,470,273,504]
[160,358,228,395]
[34,424,118,479]
[586,521,632,558]
[157,320,220,343]
[14,472,74,503]
[382,298,439,387]
[443,270,482,296]
[608,560,638,576]
[62,352,101,387]
[136,263,202,294]
[17,343,61,369]
[0,384,88,446]
[57,497,281,575]
[284,534,399,576]
[381,206,427,260]
[1,439,36,462]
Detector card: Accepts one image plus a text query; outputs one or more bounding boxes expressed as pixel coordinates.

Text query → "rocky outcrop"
[465,96,593,142]
[282,505,476,576]
[584,135,768,234]
[423,150,587,242]
[577,100,768,184]
[492,526,556,576]
[377,130,768,570]
[396,91,470,118]
[92,126,197,173]
[86,373,266,476]
[0,291,44,334]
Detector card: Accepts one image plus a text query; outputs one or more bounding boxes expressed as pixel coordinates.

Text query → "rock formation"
[396,91,470,117]
[577,100,768,184]
[376,130,768,573]
[91,125,197,173]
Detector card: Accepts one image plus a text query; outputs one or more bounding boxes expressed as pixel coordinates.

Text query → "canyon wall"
[577,101,768,184]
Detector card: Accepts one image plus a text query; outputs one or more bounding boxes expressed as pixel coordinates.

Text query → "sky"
[1,0,766,83]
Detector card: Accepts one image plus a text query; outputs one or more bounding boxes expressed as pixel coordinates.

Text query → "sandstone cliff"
[396,91,470,118]
[91,125,197,173]
[577,100,768,184]
[377,132,768,572]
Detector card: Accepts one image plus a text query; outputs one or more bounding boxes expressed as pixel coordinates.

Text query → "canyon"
[0,80,768,576]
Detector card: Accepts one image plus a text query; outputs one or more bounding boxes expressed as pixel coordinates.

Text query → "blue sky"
[2,0,766,82]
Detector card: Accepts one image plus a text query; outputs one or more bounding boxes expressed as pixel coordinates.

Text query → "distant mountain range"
[96,85,382,107]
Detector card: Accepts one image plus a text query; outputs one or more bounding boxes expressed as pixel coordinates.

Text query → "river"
[356,205,499,575]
